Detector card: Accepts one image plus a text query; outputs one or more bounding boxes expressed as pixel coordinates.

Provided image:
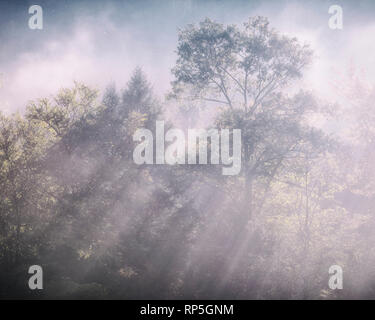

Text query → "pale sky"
[0,0,374,116]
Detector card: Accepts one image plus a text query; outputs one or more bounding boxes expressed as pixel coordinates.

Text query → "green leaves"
[26,82,100,138]
[172,16,312,113]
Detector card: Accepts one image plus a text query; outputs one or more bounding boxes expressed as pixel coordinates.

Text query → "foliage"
[0,18,374,299]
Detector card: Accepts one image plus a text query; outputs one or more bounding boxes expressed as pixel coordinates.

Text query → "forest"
[1,13,375,299]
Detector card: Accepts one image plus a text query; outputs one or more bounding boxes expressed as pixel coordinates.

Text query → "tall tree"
[171,16,329,286]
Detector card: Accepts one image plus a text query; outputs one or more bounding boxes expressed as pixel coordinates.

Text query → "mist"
[1,0,375,299]
[1,0,374,111]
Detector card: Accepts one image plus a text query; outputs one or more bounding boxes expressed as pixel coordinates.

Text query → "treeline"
[1,17,375,299]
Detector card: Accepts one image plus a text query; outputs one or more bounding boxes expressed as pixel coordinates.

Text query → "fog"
[1,0,375,299]
[1,1,374,112]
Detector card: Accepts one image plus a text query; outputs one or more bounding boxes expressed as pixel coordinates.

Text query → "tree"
[171,16,330,290]
[172,16,312,111]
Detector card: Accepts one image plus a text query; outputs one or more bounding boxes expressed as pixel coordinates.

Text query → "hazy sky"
[0,0,374,114]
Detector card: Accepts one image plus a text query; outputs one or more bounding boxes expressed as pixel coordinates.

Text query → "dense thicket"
[1,17,375,299]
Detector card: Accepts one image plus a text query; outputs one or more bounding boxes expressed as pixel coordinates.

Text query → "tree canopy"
[0,17,375,299]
